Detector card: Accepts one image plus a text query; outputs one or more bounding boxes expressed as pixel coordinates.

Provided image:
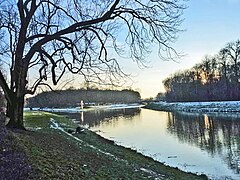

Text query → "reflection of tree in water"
[167,112,240,174]
[60,108,141,128]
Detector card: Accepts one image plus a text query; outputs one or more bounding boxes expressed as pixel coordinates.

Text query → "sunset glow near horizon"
[122,0,240,99]
[49,0,240,100]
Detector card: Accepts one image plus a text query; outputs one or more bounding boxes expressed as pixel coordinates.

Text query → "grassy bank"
[10,111,207,179]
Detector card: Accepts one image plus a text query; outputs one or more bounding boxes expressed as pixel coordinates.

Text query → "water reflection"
[59,108,240,179]
[167,112,240,174]
[59,108,141,128]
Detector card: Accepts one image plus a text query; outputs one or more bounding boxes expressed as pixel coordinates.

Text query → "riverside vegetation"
[27,89,141,108]
[163,40,240,102]
[0,111,207,179]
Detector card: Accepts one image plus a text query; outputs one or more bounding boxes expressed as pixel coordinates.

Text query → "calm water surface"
[62,108,240,179]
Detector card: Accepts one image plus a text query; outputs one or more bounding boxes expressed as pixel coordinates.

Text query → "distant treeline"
[27,89,141,108]
[163,40,240,102]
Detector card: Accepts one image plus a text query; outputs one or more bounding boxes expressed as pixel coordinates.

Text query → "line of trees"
[163,40,240,102]
[27,89,141,108]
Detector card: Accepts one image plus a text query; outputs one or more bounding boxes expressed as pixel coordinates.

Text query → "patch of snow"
[49,118,126,163]
[34,127,42,130]
[29,112,43,116]
[154,101,240,113]
[50,118,83,143]
[140,167,165,179]
[25,103,143,113]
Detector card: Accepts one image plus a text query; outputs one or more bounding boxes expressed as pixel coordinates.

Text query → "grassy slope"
[12,111,207,179]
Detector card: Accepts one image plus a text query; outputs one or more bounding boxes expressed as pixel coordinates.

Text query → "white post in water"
[80,100,84,109]
[80,111,84,122]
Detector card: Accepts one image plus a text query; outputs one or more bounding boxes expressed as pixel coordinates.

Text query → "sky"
[124,0,240,99]
[27,0,240,99]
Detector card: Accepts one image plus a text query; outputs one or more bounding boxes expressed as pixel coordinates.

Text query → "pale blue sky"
[128,0,240,98]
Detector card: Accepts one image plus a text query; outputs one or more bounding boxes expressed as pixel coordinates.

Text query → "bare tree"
[0,0,185,129]
[218,48,229,80]
[225,40,240,82]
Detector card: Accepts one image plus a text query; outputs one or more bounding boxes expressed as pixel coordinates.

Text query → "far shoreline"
[144,101,240,113]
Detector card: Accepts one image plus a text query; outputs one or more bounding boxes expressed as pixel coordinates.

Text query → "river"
[60,107,240,180]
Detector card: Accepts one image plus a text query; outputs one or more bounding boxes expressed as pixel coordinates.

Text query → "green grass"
[24,111,78,130]
[11,111,208,179]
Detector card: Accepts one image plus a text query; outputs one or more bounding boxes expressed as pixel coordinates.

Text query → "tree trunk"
[4,61,27,130]
[6,95,25,130]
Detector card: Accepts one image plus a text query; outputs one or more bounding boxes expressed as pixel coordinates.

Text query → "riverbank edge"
[144,101,240,113]
[2,111,207,179]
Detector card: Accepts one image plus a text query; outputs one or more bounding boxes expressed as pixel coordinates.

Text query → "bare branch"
[0,0,185,107]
